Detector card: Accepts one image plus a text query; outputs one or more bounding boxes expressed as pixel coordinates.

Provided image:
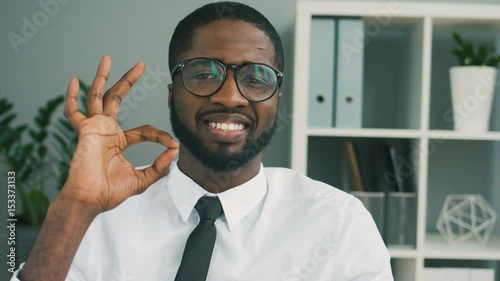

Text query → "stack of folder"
[308,17,365,128]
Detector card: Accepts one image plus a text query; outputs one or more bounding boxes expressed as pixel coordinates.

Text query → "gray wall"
[1,0,499,279]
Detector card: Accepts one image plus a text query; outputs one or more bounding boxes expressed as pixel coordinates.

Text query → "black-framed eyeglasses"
[171,57,284,102]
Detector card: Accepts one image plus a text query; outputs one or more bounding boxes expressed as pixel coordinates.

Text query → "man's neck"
[177,147,262,193]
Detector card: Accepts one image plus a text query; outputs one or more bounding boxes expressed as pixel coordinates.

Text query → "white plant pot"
[449,66,497,133]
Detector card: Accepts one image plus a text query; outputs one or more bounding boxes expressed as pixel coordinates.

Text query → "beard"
[169,97,277,172]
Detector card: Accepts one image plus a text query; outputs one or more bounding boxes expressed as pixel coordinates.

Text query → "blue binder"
[335,18,364,128]
[308,17,336,127]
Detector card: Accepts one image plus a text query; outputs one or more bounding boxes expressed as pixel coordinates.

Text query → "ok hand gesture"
[61,55,178,213]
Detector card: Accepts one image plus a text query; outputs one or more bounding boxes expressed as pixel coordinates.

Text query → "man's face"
[168,19,281,172]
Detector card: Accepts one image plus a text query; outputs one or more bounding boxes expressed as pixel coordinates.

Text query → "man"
[14,2,393,280]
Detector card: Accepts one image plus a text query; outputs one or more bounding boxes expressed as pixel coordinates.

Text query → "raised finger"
[63,77,86,131]
[87,55,112,116]
[124,125,178,149]
[102,62,145,118]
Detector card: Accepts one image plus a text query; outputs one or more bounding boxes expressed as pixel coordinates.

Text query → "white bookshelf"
[291,1,500,281]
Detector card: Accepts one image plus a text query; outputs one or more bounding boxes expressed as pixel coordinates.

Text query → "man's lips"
[201,113,252,142]
[207,121,245,131]
[201,112,253,129]
[204,121,248,142]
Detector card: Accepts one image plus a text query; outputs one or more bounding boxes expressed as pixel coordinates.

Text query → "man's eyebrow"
[214,58,272,65]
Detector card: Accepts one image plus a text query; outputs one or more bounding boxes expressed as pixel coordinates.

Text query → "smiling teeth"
[209,122,245,131]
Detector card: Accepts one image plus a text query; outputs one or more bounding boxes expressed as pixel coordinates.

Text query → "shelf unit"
[291,1,500,281]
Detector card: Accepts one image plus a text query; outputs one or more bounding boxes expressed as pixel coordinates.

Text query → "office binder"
[335,18,364,128]
[308,17,336,127]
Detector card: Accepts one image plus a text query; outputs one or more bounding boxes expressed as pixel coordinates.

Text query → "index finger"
[124,125,179,149]
[102,62,145,118]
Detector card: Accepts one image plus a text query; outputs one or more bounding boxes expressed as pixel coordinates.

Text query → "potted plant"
[0,81,88,261]
[450,32,500,133]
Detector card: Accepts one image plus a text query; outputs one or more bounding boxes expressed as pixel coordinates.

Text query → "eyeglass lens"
[181,58,278,101]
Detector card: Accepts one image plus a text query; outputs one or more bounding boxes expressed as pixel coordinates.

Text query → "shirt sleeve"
[9,262,23,281]
[332,196,394,281]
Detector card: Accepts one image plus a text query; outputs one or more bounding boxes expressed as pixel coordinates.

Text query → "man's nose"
[209,73,249,108]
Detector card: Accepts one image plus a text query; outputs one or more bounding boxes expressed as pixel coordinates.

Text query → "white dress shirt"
[12,162,393,281]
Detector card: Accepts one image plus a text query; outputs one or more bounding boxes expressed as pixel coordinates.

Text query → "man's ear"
[168,83,173,110]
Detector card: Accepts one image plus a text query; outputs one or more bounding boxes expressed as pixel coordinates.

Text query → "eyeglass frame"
[170,57,284,103]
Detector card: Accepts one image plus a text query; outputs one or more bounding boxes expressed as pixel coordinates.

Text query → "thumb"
[132,148,179,195]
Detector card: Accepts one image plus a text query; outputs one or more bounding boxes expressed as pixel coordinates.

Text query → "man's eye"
[248,77,265,84]
[191,72,219,80]
[242,77,270,87]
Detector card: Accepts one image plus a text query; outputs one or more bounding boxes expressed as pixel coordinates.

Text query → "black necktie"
[174,196,223,281]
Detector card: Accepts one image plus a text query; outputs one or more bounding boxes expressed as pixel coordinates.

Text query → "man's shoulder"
[263,167,354,207]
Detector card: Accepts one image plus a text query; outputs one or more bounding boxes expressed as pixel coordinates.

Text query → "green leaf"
[6,141,20,159]
[38,130,48,142]
[0,113,17,128]
[33,95,65,130]
[19,144,34,165]
[58,118,75,133]
[48,96,64,109]
[38,146,47,158]
[17,185,36,225]
[28,129,38,141]
[53,132,69,150]
[0,98,14,114]
[452,32,463,45]
[56,162,70,190]
[451,32,500,67]
[79,80,90,94]
[34,114,46,128]
[1,126,26,154]
[19,165,34,183]
[486,55,500,67]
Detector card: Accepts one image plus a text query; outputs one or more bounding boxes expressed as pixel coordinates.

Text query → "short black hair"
[168,1,284,73]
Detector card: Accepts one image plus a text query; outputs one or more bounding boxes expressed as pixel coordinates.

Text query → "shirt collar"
[167,161,267,231]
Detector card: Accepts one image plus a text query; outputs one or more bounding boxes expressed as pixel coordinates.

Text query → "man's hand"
[61,55,178,213]
[18,55,178,281]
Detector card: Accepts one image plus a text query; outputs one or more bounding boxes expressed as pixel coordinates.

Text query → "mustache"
[196,108,256,124]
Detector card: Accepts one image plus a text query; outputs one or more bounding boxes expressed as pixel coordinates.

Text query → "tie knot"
[195,196,223,221]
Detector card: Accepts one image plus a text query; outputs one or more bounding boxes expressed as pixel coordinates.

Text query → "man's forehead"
[180,19,275,66]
